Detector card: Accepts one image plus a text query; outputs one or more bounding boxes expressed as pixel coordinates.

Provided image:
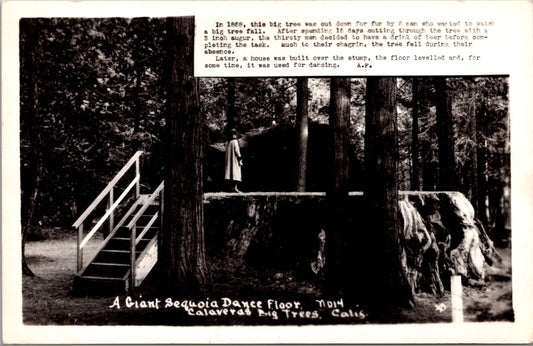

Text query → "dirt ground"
[22,229,513,325]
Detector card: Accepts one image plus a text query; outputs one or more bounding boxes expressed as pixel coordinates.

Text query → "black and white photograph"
[3,1,533,344]
[19,15,511,323]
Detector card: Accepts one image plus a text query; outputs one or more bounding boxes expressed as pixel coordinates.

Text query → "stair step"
[108,237,152,243]
[79,275,125,281]
[92,262,129,267]
[114,226,158,239]
[106,238,152,252]
[127,213,158,219]
[116,224,159,230]
[83,263,130,278]
[82,262,130,278]
[111,233,157,241]
[100,249,143,254]
[94,249,142,264]
[125,213,159,227]
[73,275,129,295]
[134,203,160,210]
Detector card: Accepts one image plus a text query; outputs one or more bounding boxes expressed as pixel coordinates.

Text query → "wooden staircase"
[72,151,164,295]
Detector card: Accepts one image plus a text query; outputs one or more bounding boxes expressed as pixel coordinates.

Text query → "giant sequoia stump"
[203,191,499,297]
[204,192,327,270]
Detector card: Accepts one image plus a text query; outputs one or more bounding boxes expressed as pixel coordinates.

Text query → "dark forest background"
[20,18,509,239]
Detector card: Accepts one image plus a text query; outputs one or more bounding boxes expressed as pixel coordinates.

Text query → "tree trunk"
[489,178,505,232]
[325,78,351,296]
[470,101,478,209]
[365,77,414,308]
[295,78,309,192]
[461,160,473,201]
[22,172,41,277]
[227,78,236,130]
[422,140,437,191]
[20,19,41,277]
[133,67,142,132]
[411,77,420,190]
[476,102,488,226]
[224,200,262,266]
[435,77,458,191]
[160,16,210,295]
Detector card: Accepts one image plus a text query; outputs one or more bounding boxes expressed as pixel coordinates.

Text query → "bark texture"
[205,191,500,298]
[411,77,420,190]
[295,78,309,192]
[365,77,414,307]
[435,77,458,191]
[422,139,437,191]
[161,17,210,295]
[468,101,478,206]
[224,199,270,266]
[21,19,40,277]
[476,102,489,226]
[326,78,352,296]
[133,67,142,132]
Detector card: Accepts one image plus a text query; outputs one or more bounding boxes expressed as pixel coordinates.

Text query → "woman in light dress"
[224,129,243,192]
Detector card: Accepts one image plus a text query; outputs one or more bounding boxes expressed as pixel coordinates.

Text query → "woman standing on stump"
[224,129,243,192]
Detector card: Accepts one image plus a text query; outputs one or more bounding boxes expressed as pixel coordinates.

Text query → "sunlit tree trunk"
[411,77,420,190]
[295,78,309,192]
[470,101,478,209]
[160,16,210,295]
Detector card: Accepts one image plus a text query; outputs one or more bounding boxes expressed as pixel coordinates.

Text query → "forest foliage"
[20,18,509,234]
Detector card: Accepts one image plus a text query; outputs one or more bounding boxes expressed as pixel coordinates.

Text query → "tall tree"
[476,101,489,226]
[325,78,351,295]
[469,98,478,208]
[365,77,414,307]
[20,19,41,277]
[160,17,210,294]
[435,77,458,191]
[133,66,143,133]
[295,78,309,191]
[411,77,420,190]
[421,140,437,191]
[418,78,438,191]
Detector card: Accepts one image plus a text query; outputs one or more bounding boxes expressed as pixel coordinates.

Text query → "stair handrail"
[133,181,165,245]
[75,197,146,276]
[127,181,164,230]
[73,150,143,272]
[128,181,164,289]
[73,151,143,228]
[79,177,139,249]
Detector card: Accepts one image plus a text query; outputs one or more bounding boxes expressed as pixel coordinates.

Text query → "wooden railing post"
[130,222,136,290]
[77,223,84,272]
[108,188,114,237]
[159,186,164,236]
[135,156,140,199]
